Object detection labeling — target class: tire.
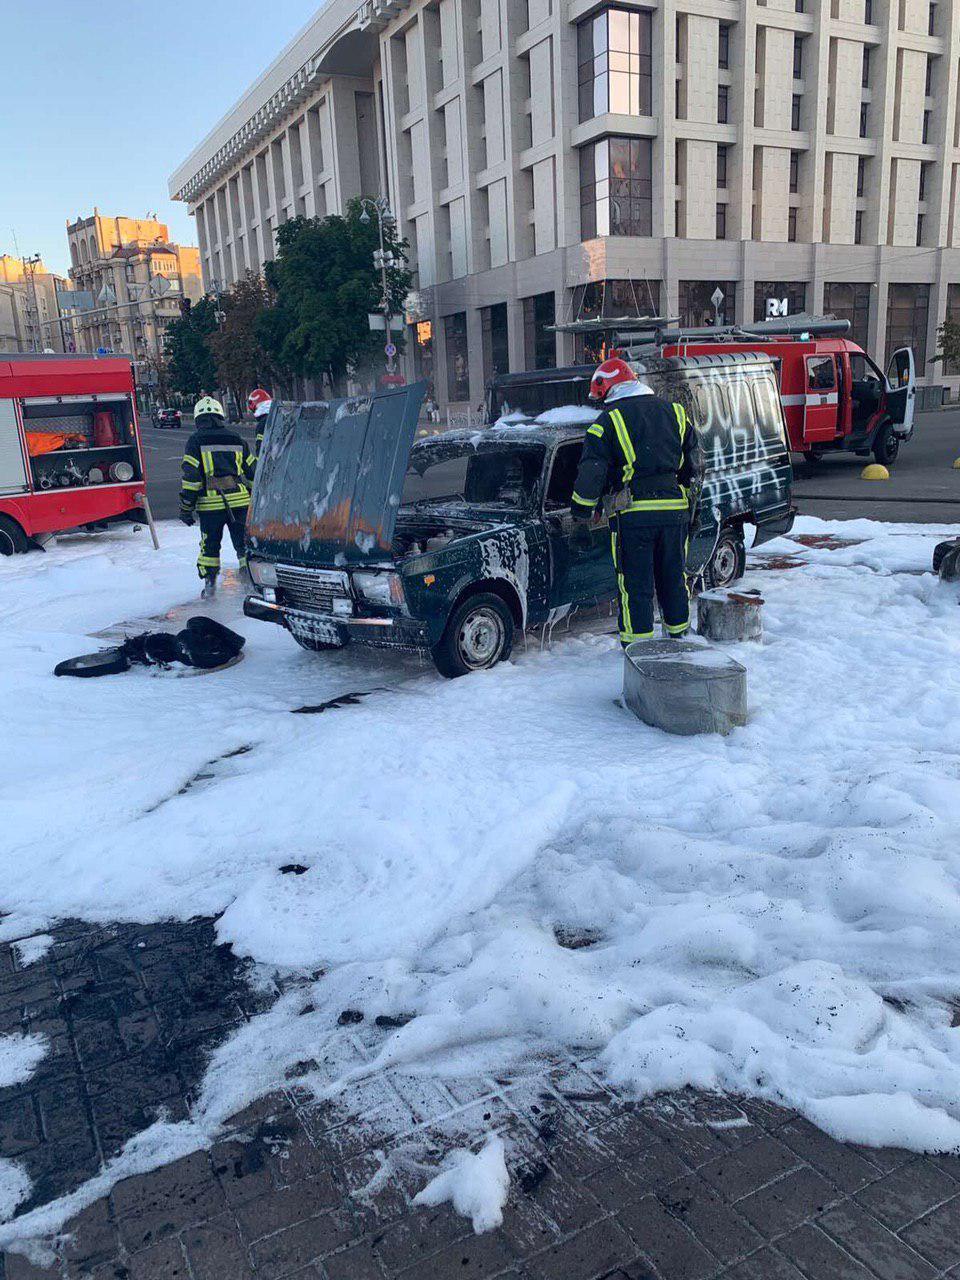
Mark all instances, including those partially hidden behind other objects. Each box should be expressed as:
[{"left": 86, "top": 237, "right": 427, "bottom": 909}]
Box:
[
  {"left": 432, "top": 591, "right": 515, "bottom": 678},
  {"left": 802, "top": 450, "right": 821, "bottom": 466},
  {"left": 873, "top": 421, "right": 900, "bottom": 466},
  {"left": 0, "top": 514, "right": 28, "bottom": 556},
  {"left": 934, "top": 539, "right": 960, "bottom": 574},
  {"left": 704, "top": 527, "right": 746, "bottom": 590}
]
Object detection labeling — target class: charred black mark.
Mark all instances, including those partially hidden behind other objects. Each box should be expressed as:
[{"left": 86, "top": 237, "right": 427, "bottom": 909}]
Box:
[
  {"left": 338, "top": 1008, "right": 365, "bottom": 1026},
  {"left": 553, "top": 925, "right": 604, "bottom": 950},
  {"left": 375, "top": 1013, "right": 413, "bottom": 1029},
  {"left": 143, "top": 745, "right": 255, "bottom": 814},
  {"left": 279, "top": 864, "right": 309, "bottom": 876},
  {"left": 291, "top": 688, "right": 387, "bottom": 715}
]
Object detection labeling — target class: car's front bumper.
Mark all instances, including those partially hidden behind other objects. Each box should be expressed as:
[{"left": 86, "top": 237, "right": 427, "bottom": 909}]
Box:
[{"left": 244, "top": 595, "right": 430, "bottom": 652}]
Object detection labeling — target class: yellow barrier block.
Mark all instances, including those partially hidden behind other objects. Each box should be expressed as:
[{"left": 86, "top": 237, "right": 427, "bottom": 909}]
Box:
[
  {"left": 952, "top": 457, "right": 960, "bottom": 469},
  {"left": 861, "top": 464, "right": 890, "bottom": 481}
]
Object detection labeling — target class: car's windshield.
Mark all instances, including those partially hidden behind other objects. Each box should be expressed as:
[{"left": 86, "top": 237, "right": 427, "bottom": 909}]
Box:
[{"left": 402, "top": 440, "right": 546, "bottom": 510}]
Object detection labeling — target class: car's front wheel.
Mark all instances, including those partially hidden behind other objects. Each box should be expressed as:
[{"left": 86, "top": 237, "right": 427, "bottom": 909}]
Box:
[
  {"left": 704, "top": 527, "right": 746, "bottom": 589},
  {"left": 432, "top": 592, "right": 515, "bottom": 678},
  {"left": 873, "top": 421, "right": 900, "bottom": 466}
]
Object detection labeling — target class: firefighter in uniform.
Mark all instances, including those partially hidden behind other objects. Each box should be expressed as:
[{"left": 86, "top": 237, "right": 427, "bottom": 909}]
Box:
[
  {"left": 571, "top": 357, "right": 703, "bottom": 645},
  {"left": 246, "top": 387, "right": 273, "bottom": 473},
  {"left": 179, "top": 396, "right": 256, "bottom": 599}
]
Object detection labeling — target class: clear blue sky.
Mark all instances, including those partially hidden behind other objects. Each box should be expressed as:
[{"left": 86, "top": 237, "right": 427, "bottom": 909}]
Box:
[{"left": 1, "top": 0, "right": 322, "bottom": 275}]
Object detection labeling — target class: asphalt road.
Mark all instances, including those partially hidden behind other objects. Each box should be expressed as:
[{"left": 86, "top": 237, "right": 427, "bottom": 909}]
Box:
[{"left": 140, "top": 408, "right": 960, "bottom": 526}]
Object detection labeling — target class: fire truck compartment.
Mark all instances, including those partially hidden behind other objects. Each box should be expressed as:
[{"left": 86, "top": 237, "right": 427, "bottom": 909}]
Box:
[{"left": 20, "top": 395, "right": 141, "bottom": 492}]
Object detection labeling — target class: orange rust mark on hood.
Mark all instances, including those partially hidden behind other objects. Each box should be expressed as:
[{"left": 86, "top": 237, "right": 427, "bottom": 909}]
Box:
[{"left": 249, "top": 497, "right": 386, "bottom": 548}]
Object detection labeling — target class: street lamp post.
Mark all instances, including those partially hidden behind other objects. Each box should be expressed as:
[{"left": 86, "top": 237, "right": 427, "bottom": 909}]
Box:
[{"left": 359, "top": 197, "right": 397, "bottom": 375}]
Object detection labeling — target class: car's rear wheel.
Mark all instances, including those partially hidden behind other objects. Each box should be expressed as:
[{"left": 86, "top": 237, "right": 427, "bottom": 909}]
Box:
[
  {"left": 0, "top": 514, "right": 28, "bottom": 555},
  {"left": 873, "top": 421, "right": 900, "bottom": 466},
  {"left": 432, "top": 592, "right": 514, "bottom": 678},
  {"left": 704, "top": 527, "right": 746, "bottom": 589}
]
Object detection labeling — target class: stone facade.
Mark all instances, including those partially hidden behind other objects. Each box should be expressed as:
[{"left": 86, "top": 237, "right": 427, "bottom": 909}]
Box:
[
  {"left": 0, "top": 256, "right": 72, "bottom": 353},
  {"left": 170, "top": 0, "right": 960, "bottom": 404}
]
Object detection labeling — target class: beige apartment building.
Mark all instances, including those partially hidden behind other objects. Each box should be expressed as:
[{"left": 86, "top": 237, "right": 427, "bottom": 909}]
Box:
[
  {"left": 169, "top": 0, "right": 960, "bottom": 405},
  {"left": 65, "top": 212, "right": 202, "bottom": 371},
  {"left": 0, "top": 255, "right": 72, "bottom": 352}
]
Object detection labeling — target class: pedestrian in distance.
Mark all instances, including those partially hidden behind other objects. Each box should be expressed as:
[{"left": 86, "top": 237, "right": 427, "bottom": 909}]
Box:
[
  {"left": 570, "top": 357, "right": 704, "bottom": 646},
  {"left": 179, "top": 396, "right": 256, "bottom": 600}
]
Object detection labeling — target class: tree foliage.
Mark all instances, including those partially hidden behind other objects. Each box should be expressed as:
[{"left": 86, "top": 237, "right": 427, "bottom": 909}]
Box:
[
  {"left": 932, "top": 319, "right": 960, "bottom": 369},
  {"left": 164, "top": 298, "right": 219, "bottom": 400},
  {"left": 209, "top": 272, "right": 277, "bottom": 410},
  {"left": 257, "top": 200, "right": 413, "bottom": 391}
]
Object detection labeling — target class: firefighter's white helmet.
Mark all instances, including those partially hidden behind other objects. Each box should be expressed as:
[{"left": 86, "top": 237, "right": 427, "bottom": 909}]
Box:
[{"left": 194, "top": 395, "right": 225, "bottom": 419}]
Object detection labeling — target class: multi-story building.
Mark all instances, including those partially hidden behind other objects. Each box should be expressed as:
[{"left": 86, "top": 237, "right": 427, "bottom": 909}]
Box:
[
  {"left": 0, "top": 255, "right": 72, "bottom": 353},
  {"left": 65, "top": 212, "right": 202, "bottom": 369},
  {"left": 169, "top": 0, "right": 960, "bottom": 405}
]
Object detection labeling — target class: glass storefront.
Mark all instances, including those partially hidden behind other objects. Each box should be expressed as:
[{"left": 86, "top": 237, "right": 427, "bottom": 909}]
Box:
[
  {"left": 481, "top": 303, "right": 509, "bottom": 383},
  {"left": 577, "top": 8, "right": 653, "bottom": 122},
  {"left": 823, "top": 282, "right": 871, "bottom": 350},
  {"left": 753, "top": 281, "right": 807, "bottom": 322},
  {"left": 678, "top": 281, "right": 736, "bottom": 328},
  {"left": 444, "top": 312, "right": 469, "bottom": 401},
  {"left": 522, "top": 293, "right": 556, "bottom": 370},
  {"left": 885, "top": 283, "right": 929, "bottom": 365}
]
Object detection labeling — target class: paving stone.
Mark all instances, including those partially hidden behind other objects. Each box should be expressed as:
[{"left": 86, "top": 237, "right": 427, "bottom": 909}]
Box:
[
  {"left": 736, "top": 1167, "right": 837, "bottom": 1240},
  {"left": 718, "top": 1247, "right": 807, "bottom": 1279},
  {"left": 248, "top": 1210, "right": 359, "bottom": 1279},
  {"left": 113, "top": 1153, "right": 227, "bottom": 1252},
  {"left": 818, "top": 1200, "right": 937, "bottom": 1280},
  {"left": 900, "top": 1196, "right": 960, "bottom": 1271},
  {"left": 777, "top": 1117, "right": 878, "bottom": 1194},
  {"left": 373, "top": 1206, "right": 471, "bottom": 1273},
  {"left": 62, "top": 1197, "right": 120, "bottom": 1276},
  {"left": 640, "top": 1109, "right": 731, "bottom": 1171},
  {"left": 394, "top": 1231, "right": 517, "bottom": 1279},
  {"left": 210, "top": 1137, "right": 280, "bottom": 1207},
  {"left": 617, "top": 1195, "right": 716, "bottom": 1280},
  {"left": 855, "top": 1162, "right": 957, "bottom": 1232},
  {"left": 181, "top": 1210, "right": 255, "bottom": 1280},
  {"left": 526, "top": 1216, "right": 638, "bottom": 1280},
  {"left": 0, "top": 1096, "right": 41, "bottom": 1156},
  {"left": 322, "top": 1240, "right": 386, "bottom": 1280},
  {"left": 126, "top": 1237, "right": 190, "bottom": 1279},
  {"left": 776, "top": 1223, "right": 878, "bottom": 1279},
  {"left": 657, "top": 1174, "right": 763, "bottom": 1265},
  {"left": 1, "top": 1252, "right": 61, "bottom": 1280},
  {"left": 235, "top": 1181, "right": 341, "bottom": 1244},
  {"left": 699, "top": 1136, "right": 803, "bottom": 1203}
]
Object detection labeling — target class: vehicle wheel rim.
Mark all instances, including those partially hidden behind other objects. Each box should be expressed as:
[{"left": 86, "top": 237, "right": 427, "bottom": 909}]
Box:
[
  {"left": 457, "top": 607, "right": 505, "bottom": 668},
  {"left": 713, "top": 542, "right": 738, "bottom": 585}
]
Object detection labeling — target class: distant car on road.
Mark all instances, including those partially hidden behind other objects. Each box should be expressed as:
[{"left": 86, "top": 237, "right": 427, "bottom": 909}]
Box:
[{"left": 152, "top": 407, "right": 182, "bottom": 429}]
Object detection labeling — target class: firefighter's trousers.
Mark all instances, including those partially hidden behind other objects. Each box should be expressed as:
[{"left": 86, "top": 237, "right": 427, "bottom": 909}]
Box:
[
  {"left": 197, "top": 505, "right": 249, "bottom": 579},
  {"left": 610, "top": 514, "right": 690, "bottom": 644}
]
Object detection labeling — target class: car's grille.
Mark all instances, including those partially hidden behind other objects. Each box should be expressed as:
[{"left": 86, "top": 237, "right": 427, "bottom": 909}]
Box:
[{"left": 276, "top": 565, "right": 351, "bottom": 615}]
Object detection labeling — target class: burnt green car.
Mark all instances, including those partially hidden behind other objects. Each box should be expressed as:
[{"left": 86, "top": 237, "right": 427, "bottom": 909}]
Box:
[{"left": 244, "top": 354, "right": 794, "bottom": 677}]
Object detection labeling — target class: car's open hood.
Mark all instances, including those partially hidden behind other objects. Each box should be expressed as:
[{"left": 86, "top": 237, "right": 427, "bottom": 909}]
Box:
[{"left": 247, "top": 383, "right": 426, "bottom": 567}]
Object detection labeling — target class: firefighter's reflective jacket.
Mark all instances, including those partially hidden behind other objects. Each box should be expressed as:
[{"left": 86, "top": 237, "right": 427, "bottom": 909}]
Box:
[
  {"left": 571, "top": 390, "right": 704, "bottom": 524},
  {"left": 179, "top": 425, "right": 256, "bottom": 515}
]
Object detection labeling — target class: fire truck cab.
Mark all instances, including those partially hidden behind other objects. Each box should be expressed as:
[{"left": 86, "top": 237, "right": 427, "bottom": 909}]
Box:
[
  {"left": 0, "top": 353, "right": 147, "bottom": 555},
  {"left": 658, "top": 318, "right": 916, "bottom": 467}
]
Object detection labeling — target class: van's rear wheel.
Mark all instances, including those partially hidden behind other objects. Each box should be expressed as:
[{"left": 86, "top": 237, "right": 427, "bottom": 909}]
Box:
[
  {"left": 433, "top": 592, "right": 514, "bottom": 678},
  {"left": 0, "top": 515, "right": 28, "bottom": 555},
  {"left": 704, "top": 528, "right": 746, "bottom": 589},
  {"left": 873, "top": 421, "right": 900, "bottom": 466}
]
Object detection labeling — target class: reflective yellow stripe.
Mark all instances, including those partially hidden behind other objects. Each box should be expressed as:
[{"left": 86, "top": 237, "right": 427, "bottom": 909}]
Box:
[
  {"left": 665, "top": 619, "right": 690, "bottom": 634},
  {"left": 622, "top": 497, "right": 689, "bottom": 513},
  {"left": 622, "top": 629, "right": 655, "bottom": 642},
  {"left": 571, "top": 492, "right": 595, "bottom": 507},
  {"left": 611, "top": 528, "right": 633, "bottom": 639},
  {"left": 182, "top": 454, "right": 200, "bottom": 467},
  {"left": 586, "top": 423, "right": 604, "bottom": 439},
  {"left": 673, "top": 402, "right": 688, "bottom": 444},
  {"left": 181, "top": 480, "right": 203, "bottom": 491},
  {"left": 608, "top": 408, "right": 636, "bottom": 483}
]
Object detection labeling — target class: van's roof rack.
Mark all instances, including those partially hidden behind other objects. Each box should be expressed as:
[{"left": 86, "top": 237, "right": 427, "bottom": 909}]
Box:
[{"left": 657, "top": 315, "right": 851, "bottom": 344}]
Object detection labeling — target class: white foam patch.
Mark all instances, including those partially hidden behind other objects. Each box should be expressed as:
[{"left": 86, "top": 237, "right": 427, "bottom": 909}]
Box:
[{"left": 413, "top": 1135, "right": 510, "bottom": 1233}]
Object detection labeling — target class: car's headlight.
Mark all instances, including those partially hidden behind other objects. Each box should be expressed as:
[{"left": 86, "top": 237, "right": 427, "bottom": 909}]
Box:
[
  {"left": 353, "top": 570, "right": 405, "bottom": 609},
  {"left": 248, "top": 560, "right": 278, "bottom": 587}
]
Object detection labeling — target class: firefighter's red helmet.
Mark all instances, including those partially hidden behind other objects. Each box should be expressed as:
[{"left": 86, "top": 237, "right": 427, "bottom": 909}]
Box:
[
  {"left": 589, "top": 357, "right": 637, "bottom": 402},
  {"left": 247, "top": 387, "right": 272, "bottom": 416}
]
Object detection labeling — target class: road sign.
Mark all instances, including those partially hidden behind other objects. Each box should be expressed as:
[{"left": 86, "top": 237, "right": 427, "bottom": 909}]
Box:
[
  {"left": 384, "top": 342, "right": 397, "bottom": 358},
  {"left": 711, "top": 287, "right": 724, "bottom": 308}
]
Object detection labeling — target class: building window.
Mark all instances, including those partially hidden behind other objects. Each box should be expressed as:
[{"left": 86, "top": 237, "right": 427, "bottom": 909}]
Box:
[
  {"left": 523, "top": 293, "right": 556, "bottom": 370},
  {"left": 793, "top": 35, "right": 804, "bottom": 80},
  {"left": 444, "top": 312, "right": 469, "bottom": 401},
  {"left": 859, "top": 103, "right": 869, "bottom": 137},
  {"left": 916, "top": 213, "right": 925, "bottom": 245},
  {"left": 855, "top": 210, "right": 864, "bottom": 243},
  {"left": 718, "top": 23, "right": 730, "bottom": 70},
  {"left": 862, "top": 46, "right": 871, "bottom": 89},
  {"left": 717, "top": 144, "right": 728, "bottom": 189},
  {"left": 754, "top": 281, "right": 807, "bottom": 321},
  {"left": 929, "top": 3, "right": 937, "bottom": 36},
  {"left": 825, "top": 284, "right": 870, "bottom": 347},
  {"left": 481, "top": 303, "right": 509, "bottom": 383},
  {"left": 943, "top": 283, "right": 960, "bottom": 373},
  {"left": 857, "top": 156, "right": 866, "bottom": 198},
  {"left": 886, "top": 283, "right": 929, "bottom": 364},
  {"left": 788, "top": 208, "right": 798, "bottom": 242},
  {"left": 679, "top": 281, "right": 736, "bottom": 327},
  {"left": 789, "top": 151, "right": 800, "bottom": 193},
  {"left": 792, "top": 95, "right": 802, "bottom": 131},
  {"left": 925, "top": 55, "right": 934, "bottom": 97},
  {"left": 716, "top": 204, "right": 727, "bottom": 240},
  {"left": 571, "top": 278, "right": 661, "bottom": 361},
  {"left": 579, "top": 136, "right": 653, "bottom": 238},
  {"left": 577, "top": 8, "right": 653, "bottom": 122},
  {"left": 865, "top": 0, "right": 873, "bottom": 20},
  {"left": 795, "top": 0, "right": 804, "bottom": 11},
  {"left": 718, "top": 84, "right": 729, "bottom": 124},
  {"left": 922, "top": 111, "right": 931, "bottom": 144},
  {"left": 919, "top": 162, "right": 928, "bottom": 203}
]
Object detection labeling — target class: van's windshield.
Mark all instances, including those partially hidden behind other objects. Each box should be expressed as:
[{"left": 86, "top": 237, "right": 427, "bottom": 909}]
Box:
[{"left": 402, "top": 440, "right": 545, "bottom": 511}]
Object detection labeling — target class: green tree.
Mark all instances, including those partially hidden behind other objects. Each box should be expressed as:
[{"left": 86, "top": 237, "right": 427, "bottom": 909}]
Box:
[
  {"left": 932, "top": 319, "right": 960, "bottom": 371},
  {"left": 209, "top": 272, "right": 277, "bottom": 412},
  {"left": 164, "top": 298, "right": 219, "bottom": 401},
  {"left": 257, "top": 200, "right": 413, "bottom": 392}
]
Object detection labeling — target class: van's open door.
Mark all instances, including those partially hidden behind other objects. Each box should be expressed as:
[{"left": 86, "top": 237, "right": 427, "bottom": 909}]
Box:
[{"left": 885, "top": 347, "right": 916, "bottom": 438}]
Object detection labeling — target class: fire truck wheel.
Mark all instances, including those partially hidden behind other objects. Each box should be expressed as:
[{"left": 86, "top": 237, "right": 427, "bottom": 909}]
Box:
[
  {"left": 802, "top": 451, "right": 822, "bottom": 466},
  {"left": 704, "top": 527, "right": 746, "bottom": 590},
  {"left": 873, "top": 422, "right": 900, "bottom": 467},
  {"left": 0, "top": 515, "right": 27, "bottom": 556}
]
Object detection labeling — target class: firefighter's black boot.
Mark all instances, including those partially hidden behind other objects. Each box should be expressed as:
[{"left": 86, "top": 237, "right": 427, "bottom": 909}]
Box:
[{"left": 200, "top": 573, "right": 218, "bottom": 600}]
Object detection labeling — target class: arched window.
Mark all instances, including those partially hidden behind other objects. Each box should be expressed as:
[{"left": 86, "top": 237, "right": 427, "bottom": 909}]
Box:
[
  {"left": 70, "top": 242, "right": 79, "bottom": 267},
  {"left": 80, "top": 240, "right": 88, "bottom": 265}
]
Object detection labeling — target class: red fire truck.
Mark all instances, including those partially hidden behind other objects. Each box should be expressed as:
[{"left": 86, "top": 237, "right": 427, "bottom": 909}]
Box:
[
  {"left": 657, "top": 317, "right": 917, "bottom": 467},
  {"left": 0, "top": 353, "right": 148, "bottom": 554}
]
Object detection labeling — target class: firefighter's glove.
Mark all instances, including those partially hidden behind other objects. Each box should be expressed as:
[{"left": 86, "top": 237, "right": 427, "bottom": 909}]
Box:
[
  {"left": 180, "top": 511, "right": 196, "bottom": 527},
  {"left": 570, "top": 520, "right": 593, "bottom": 553}
]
